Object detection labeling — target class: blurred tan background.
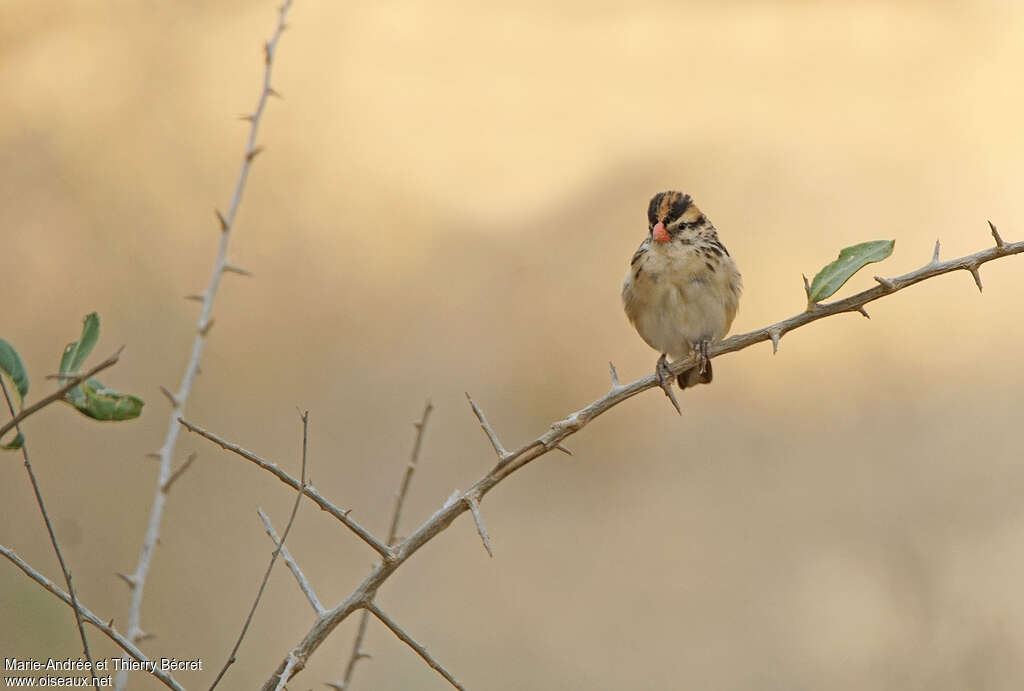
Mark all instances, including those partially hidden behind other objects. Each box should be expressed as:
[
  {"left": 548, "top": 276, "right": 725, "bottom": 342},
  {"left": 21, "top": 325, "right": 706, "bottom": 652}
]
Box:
[{"left": 3, "top": 0, "right": 1024, "bottom": 689}]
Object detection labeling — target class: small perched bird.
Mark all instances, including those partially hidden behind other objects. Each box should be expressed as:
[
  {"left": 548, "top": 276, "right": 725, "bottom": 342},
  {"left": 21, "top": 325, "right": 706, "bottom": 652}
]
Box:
[{"left": 622, "top": 191, "right": 742, "bottom": 405}]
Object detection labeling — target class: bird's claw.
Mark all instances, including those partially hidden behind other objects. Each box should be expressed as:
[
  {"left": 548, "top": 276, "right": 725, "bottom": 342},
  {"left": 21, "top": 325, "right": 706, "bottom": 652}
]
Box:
[
  {"left": 694, "top": 340, "right": 710, "bottom": 375},
  {"left": 655, "top": 354, "right": 682, "bottom": 415}
]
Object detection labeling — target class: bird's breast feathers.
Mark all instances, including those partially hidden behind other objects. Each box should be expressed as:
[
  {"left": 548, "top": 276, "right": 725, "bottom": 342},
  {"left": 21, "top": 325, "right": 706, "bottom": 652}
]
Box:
[{"left": 622, "top": 238, "right": 741, "bottom": 359}]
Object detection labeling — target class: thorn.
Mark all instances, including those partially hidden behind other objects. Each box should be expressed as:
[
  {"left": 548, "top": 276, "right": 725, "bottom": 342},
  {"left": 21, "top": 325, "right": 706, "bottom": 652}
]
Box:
[
  {"left": 465, "top": 495, "right": 493, "bottom": 557},
  {"left": 107, "top": 618, "right": 114, "bottom": 629},
  {"left": 223, "top": 263, "right": 252, "bottom": 276},
  {"left": 768, "top": 328, "right": 781, "bottom": 354},
  {"left": 608, "top": 361, "right": 620, "bottom": 388},
  {"left": 246, "top": 146, "right": 264, "bottom": 162},
  {"left": 989, "top": 220, "right": 1005, "bottom": 248},
  {"left": 145, "top": 452, "right": 161, "bottom": 460},
  {"left": 802, "top": 273, "right": 812, "bottom": 300},
  {"left": 969, "top": 265, "right": 983, "bottom": 292},
  {"left": 654, "top": 354, "right": 682, "bottom": 415},
  {"left": 215, "top": 209, "right": 229, "bottom": 232},
  {"left": 932, "top": 239, "right": 941, "bottom": 263},
  {"left": 341, "top": 508, "right": 352, "bottom": 517},
  {"left": 465, "top": 392, "right": 509, "bottom": 459},
  {"left": 137, "top": 630, "right": 155, "bottom": 642},
  {"left": 184, "top": 293, "right": 205, "bottom": 302},
  {"left": 856, "top": 306, "right": 870, "bottom": 319},
  {"left": 555, "top": 444, "right": 573, "bottom": 456},
  {"left": 158, "top": 385, "right": 179, "bottom": 408},
  {"left": 238, "top": 114, "right": 255, "bottom": 122},
  {"left": 163, "top": 452, "right": 198, "bottom": 493},
  {"left": 356, "top": 650, "right": 372, "bottom": 661},
  {"left": 115, "top": 572, "right": 136, "bottom": 588},
  {"left": 267, "top": 87, "right": 283, "bottom": 99},
  {"left": 325, "top": 684, "right": 344, "bottom": 691},
  {"left": 873, "top": 276, "right": 896, "bottom": 291},
  {"left": 199, "top": 319, "right": 215, "bottom": 336}
]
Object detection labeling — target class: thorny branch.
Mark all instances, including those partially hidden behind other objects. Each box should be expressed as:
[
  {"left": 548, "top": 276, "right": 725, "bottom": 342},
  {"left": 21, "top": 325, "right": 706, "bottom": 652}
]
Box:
[
  {"left": 224, "top": 232, "right": 1021, "bottom": 689},
  {"left": 259, "top": 508, "right": 325, "bottom": 615},
  {"left": 208, "top": 410, "right": 309, "bottom": 691},
  {"left": 178, "top": 417, "right": 392, "bottom": 558},
  {"left": 0, "top": 545, "right": 185, "bottom": 691},
  {"left": 115, "top": 2, "right": 293, "bottom": 683},
  {"left": 335, "top": 400, "right": 434, "bottom": 690},
  {"left": 365, "top": 602, "right": 466, "bottom": 690}
]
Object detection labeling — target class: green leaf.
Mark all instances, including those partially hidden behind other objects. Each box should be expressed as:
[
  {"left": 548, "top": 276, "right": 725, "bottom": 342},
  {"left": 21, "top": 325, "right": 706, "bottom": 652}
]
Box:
[
  {"left": 808, "top": 240, "right": 895, "bottom": 305},
  {"left": 0, "top": 339, "right": 28, "bottom": 450},
  {"left": 0, "top": 339, "right": 29, "bottom": 402},
  {"left": 59, "top": 312, "right": 100, "bottom": 376},
  {"left": 1, "top": 431, "right": 24, "bottom": 451},
  {"left": 66, "top": 378, "right": 144, "bottom": 421}
]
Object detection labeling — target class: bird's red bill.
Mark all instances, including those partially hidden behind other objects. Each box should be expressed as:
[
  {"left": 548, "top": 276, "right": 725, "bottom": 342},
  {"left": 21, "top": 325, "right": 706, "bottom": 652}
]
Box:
[{"left": 653, "top": 222, "right": 670, "bottom": 243}]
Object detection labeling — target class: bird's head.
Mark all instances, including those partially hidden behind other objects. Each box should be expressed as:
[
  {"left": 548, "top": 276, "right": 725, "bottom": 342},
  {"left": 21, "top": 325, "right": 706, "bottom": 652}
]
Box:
[{"left": 647, "top": 190, "right": 705, "bottom": 243}]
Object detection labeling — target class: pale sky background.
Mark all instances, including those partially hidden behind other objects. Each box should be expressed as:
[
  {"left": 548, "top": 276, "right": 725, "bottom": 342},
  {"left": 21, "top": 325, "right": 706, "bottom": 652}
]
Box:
[{"left": 2, "top": 1, "right": 1024, "bottom": 689}]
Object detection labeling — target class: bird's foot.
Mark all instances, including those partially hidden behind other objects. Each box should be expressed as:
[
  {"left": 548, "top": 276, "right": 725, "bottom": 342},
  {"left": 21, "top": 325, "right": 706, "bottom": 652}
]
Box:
[
  {"left": 655, "top": 354, "right": 682, "bottom": 415},
  {"left": 693, "top": 340, "right": 710, "bottom": 375}
]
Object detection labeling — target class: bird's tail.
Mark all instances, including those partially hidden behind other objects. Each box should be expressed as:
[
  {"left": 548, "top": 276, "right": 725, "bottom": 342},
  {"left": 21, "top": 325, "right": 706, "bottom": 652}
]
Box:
[{"left": 677, "top": 361, "right": 713, "bottom": 389}]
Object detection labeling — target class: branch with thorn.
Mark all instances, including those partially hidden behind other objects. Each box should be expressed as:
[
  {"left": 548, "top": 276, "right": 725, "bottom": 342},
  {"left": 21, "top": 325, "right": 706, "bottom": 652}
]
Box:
[
  {"left": 333, "top": 400, "right": 444, "bottom": 690},
  {"left": 113, "top": 4, "right": 294, "bottom": 682},
  {"left": 0, "top": 545, "right": 185, "bottom": 691},
  {"left": 181, "top": 231, "right": 1024, "bottom": 691},
  {"left": 207, "top": 409, "right": 309, "bottom": 691}
]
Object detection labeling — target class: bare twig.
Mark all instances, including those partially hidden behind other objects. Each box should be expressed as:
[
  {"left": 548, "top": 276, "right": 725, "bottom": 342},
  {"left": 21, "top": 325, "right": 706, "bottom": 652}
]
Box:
[
  {"left": 1, "top": 377, "right": 98, "bottom": 686},
  {"left": 178, "top": 417, "right": 392, "bottom": 559},
  {"left": 115, "top": 4, "right": 294, "bottom": 682},
  {"left": 258, "top": 508, "right": 325, "bottom": 615},
  {"left": 366, "top": 602, "right": 466, "bottom": 691},
  {"left": 0, "top": 545, "right": 185, "bottom": 691},
  {"left": 208, "top": 409, "right": 310, "bottom": 691},
  {"left": 931, "top": 239, "right": 941, "bottom": 263},
  {"left": 337, "top": 400, "right": 433, "bottom": 690},
  {"left": 387, "top": 400, "right": 434, "bottom": 546},
  {"left": 251, "top": 235, "right": 1023, "bottom": 690},
  {"left": 0, "top": 348, "right": 122, "bottom": 442}
]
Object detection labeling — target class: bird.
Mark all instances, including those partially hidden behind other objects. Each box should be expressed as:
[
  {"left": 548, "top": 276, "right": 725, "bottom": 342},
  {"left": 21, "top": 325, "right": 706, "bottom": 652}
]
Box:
[{"left": 621, "top": 191, "right": 742, "bottom": 410}]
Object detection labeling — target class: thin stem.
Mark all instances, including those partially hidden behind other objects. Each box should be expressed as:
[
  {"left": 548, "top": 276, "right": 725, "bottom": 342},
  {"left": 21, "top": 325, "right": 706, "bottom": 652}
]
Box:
[
  {"left": 337, "top": 400, "right": 433, "bottom": 690},
  {"left": 178, "top": 417, "right": 392, "bottom": 559},
  {"left": 258, "top": 508, "right": 325, "bottom": 615},
  {"left": 208, "top": 409, "right": 310, "bottom": 691},
  {"left": 1, "top": 377, "right": 98, "bottom": 686},
  {"left": 0, "top": 348, "right": 121, "bottom": 442},
  {"left": 366, "top": 603, "right": 466, "bottom": 691}
]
